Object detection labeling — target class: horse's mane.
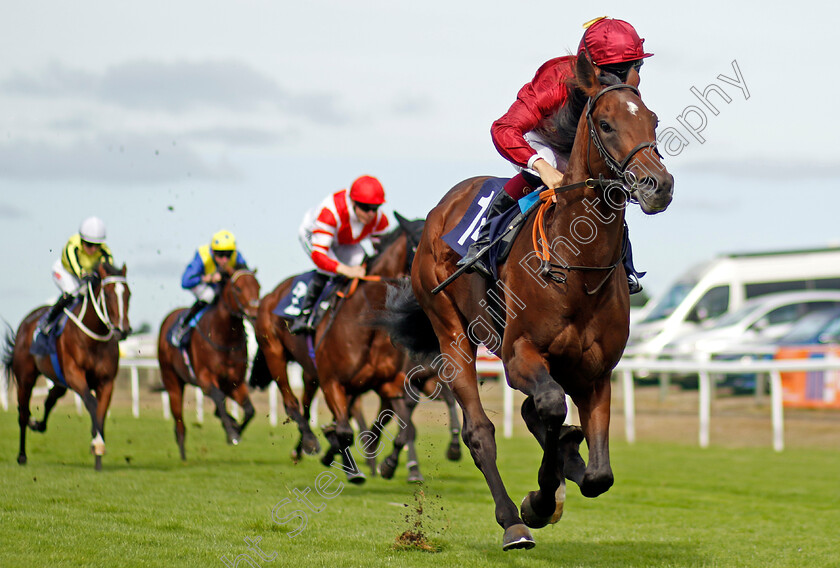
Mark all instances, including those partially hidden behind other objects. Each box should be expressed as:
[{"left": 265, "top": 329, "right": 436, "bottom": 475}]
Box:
[
  {"left": 534, "top": 57, "right": 623, "bottom": 156},
  {"left": 96, "top": 261, "right": 122, "bottom": 276}
]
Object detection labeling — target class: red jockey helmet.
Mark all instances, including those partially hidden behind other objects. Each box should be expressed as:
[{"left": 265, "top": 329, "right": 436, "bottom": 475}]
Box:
[
  {"left": 577, "top": 17, "right": 653, "bottom": 66},
  {"left": 349, "top": 175, "right": 386, "bottom": 205}
]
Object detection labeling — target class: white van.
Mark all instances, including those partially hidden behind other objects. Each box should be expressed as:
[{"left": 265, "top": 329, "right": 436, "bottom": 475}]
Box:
[{"left": 626, "top": 247, "right": 840, "bottom": 357}]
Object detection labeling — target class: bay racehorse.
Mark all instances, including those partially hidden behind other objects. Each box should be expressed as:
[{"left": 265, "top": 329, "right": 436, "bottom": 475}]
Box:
[
  {"left": 2, "top": 262, "right": 131, "bottom": 470},
  {"left": 157, "top": 268, "right": 260, "bottom": 459},
  {"left": 382, "top": 55, "right": 673, "bottom": 549},
  {"left": 252, "top": 215, "right": 459, "bottom": 482}
]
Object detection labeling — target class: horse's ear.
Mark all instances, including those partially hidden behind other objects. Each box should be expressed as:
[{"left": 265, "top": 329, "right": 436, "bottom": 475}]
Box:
[
  {"left": 575, "top": 55, "right": 601, "bottom": 97},
  {"left": 120, "top": 263, "right": 127, "bottom": 276},
  {"left": 394, "top": 211, "right": 409, "bottom": 231}
]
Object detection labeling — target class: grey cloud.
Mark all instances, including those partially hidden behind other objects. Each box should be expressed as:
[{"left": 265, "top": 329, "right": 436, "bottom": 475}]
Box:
[
  {"left": 0, "top": 202, "right": 27, "bottom": 219},
  {"left": 0, "top": 134, "right": 239, "bottom": 185},
  {"left": 1, "top": 60, "right": 348, "bottom": 123},
  {"left": 391, "top": 94, "right": 434, "bottom": 117}
]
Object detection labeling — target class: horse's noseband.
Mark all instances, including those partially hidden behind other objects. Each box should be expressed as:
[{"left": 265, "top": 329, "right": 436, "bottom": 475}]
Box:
[{"left": 586, "top": 84, "right": 661, "bottom": 176}]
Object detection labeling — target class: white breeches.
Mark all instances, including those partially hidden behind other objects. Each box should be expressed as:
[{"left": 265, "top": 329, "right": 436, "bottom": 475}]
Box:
[
  {"left": 51, "top": 259, "right": 81, "bottom": 295},
  {"left": 298, "top": 230, "right": 370, "bottom": 274},
  {"left": 188, "top": 283, "right": 217, "bottom": 303}
]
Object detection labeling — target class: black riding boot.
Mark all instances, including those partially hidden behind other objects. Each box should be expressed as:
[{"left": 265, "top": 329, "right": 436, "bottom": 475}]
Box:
[
  {"left": 42, "top": 292, "right": 74, "bottom": 334},
  {"left": 622, "top": 223, "right": 644, "bottom": 295},
  {"left": 457, "top": 189, "right": 517, "bottom": 278},
  {"left": 288, "top": 273, "right": 329, "bottom": 335},
  {"left": 171, "top": 300, "right": 208, "bottom": 346}
]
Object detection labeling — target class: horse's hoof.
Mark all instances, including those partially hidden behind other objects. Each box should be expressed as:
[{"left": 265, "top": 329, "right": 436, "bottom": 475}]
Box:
[
  {"left": 230, "top": 437, "right": 240, "bottom": 446},
  {"left": 17, "top": 454, "right": 27, "bottom": 465},
  {"left": 290, "top": 448, "right": 301, "bottom": 463},
  {"left": 407, "top": 471, "right": 425, "bottom": 484},
  {"left": 320, "top": 453, "right": 335, "bottom": 468},
  {"left": 94, "top": 456, "right": 103, "bottom": 471},
  {"left": 301, "top": 436, "right": 321, "bottom": 456},
  {"left": 378, "top": 457, "right": 397, "bottom": 480},
  {"left": 28, "top": 420, "right": 46, "bottom": 433},
  {"left": 520, "top": 484, "right": 565, "bottom": 529},
  {"left": 502, "top": 524, "right": 535, "bottom": 551},
  {"left": 446, "top": 442, "right": 462, "bottom": 461},
  {"left": 91, "top": 434, "right": 106, "bottom": 457},
  {"left": 347, "top": 471, "right": 366, "bottom": 485}
]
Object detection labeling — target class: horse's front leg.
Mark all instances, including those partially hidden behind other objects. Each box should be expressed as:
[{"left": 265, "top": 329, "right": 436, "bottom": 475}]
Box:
[
  {"left": 229, "top": 382, "right": 255, "bottom": 437},
  {"left": 92, "top": 377, "right": 116, "bottom": 471},
  {"left": 29, "top": 382, "right": 68, "bottom": 432},
  {"left": 200, "top": 371, "right": 240, "bottom": 445},
  {"left": 506, "top": 340, "right": 569, "bottom": 529},
  {"left": 319, "top": 379, "right": 365, "bottom": 484},
  {"left": 573, "top": 373, "right": 614, "bottom": 498}
]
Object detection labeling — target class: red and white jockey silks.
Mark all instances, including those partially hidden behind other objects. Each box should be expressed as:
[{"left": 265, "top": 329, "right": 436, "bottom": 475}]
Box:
[
  {"left": 490, "top": 55, "right": 576, "bottom": 172},
  {"left": 298, "top": 188, "right": 389, "bottom": 273}
]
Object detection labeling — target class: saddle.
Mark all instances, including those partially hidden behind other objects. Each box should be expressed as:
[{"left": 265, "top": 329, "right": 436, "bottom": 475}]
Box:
[
  {"left": 30, "top": 300, "right": 80, "bottom": 386},
  {"left": 166, "top": 304, "right": 212, "bottom": 348},
  {"left": 441, "top": 177, "right": 645, "bottom": 283},
  {"left": 273, "top": 271, "right": 343, "bottom": 331}
]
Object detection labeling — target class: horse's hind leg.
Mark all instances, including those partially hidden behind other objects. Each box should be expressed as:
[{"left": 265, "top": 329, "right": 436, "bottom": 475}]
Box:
[
  {"left": 160, "top": 363, "right": 188, "bottom": 460},
  {"left": 230, "top": 382, "right": 255, "bottom": 437},
  {"left": 15, "top": 371, "right": 37, "bottom": 465},
  {"left": 434, "top": 380, "right": 462, "bottom": 461},
  {"left": 349, "top": 396, "right": 377, "bottom": 477},
  {"left": 573, "top": 374, "right": 614, "bottom": 498},
  {"left": 377, "top": 397, "right": 420, "bottom": 483},
  {"left": 30, "top": 383, "right": 68, "bottom": 432}
]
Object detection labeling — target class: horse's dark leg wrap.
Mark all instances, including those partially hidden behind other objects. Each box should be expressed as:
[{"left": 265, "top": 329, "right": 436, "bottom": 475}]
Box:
[
  {"left": 236, "top": 398, "right": 255, "bottom": 435},
  {"left": 29, "top": 384, "right": 68, "bottom": 432}
]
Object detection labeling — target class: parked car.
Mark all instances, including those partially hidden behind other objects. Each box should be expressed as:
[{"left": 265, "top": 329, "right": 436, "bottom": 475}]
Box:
[
  {"left": 659, "top": 290, "right": 840, "bottom": 362},
  {"left": 627, "top": 247, "right": 840, "bottom": 358}
]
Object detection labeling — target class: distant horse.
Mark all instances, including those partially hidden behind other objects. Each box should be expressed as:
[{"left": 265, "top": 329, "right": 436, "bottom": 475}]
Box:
[
  {"left": 157, "top": 269, "right": 260, "bottom": 460},
  {"left": 2, "top": 262, "right": 131, "bottom": 470},
  {"left": 252, "top": 215, "right": 459, "bottom": 482},
  {"left": 383, "top": 55, "right": 674, "bottom": 549}
]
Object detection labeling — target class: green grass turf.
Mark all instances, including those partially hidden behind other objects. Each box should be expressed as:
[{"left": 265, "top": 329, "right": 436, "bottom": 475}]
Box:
[{"left": 1, "top": 405, "right": 839, "bottom": 568}]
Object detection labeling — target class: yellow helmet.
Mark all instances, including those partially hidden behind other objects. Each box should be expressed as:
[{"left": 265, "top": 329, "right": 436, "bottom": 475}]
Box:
[{"left": 211, "top": 229, "right": 236, "bottom": 252}]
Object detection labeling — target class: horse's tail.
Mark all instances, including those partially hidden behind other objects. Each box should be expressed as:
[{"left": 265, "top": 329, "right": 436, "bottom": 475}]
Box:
[
  {"left": 2, "top": 322, "right": 16, "bottom": 384},
  {"left": 249, "top": 346, "right": 273, "bottom": 390},
  {"left": 377, "top": 280, "right": 440, "bottom": 359}
]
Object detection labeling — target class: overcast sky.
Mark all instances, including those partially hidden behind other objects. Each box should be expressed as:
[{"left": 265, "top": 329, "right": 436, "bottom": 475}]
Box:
[{"left": 1, "top": 0, "right": 838, "bottom": 330}]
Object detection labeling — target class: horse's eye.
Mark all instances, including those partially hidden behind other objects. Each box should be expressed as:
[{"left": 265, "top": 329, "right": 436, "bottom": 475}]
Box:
[{"left": 599, "top": 120, "right": 613, "bottom": 133}]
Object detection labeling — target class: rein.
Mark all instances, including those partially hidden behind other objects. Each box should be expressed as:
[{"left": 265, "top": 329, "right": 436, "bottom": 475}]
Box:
[
  {"left": 63, "top": 276, "right": 128, "bottom": 341},
  {"left": 531, "top": 180, "right": 628, "bottom": 295},
  {"left": 585, "top": 84, "right": 660, "bottom": 176}
]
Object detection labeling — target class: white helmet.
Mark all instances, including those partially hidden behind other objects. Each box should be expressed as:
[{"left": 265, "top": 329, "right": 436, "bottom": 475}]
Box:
[{"left": 79, "top": 216, "right": 106, "bottom": 244}]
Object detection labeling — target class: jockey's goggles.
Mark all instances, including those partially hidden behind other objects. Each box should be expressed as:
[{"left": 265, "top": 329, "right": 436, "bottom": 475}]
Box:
[
  {"left": 354, "top": 202, "right": 380, "bottom": 213},
  {"left": 599, "top": 59, "right": 643, "bottom": 82},
  {"left": 213, "top": 250, "right": 233, "bottom": 258}
]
